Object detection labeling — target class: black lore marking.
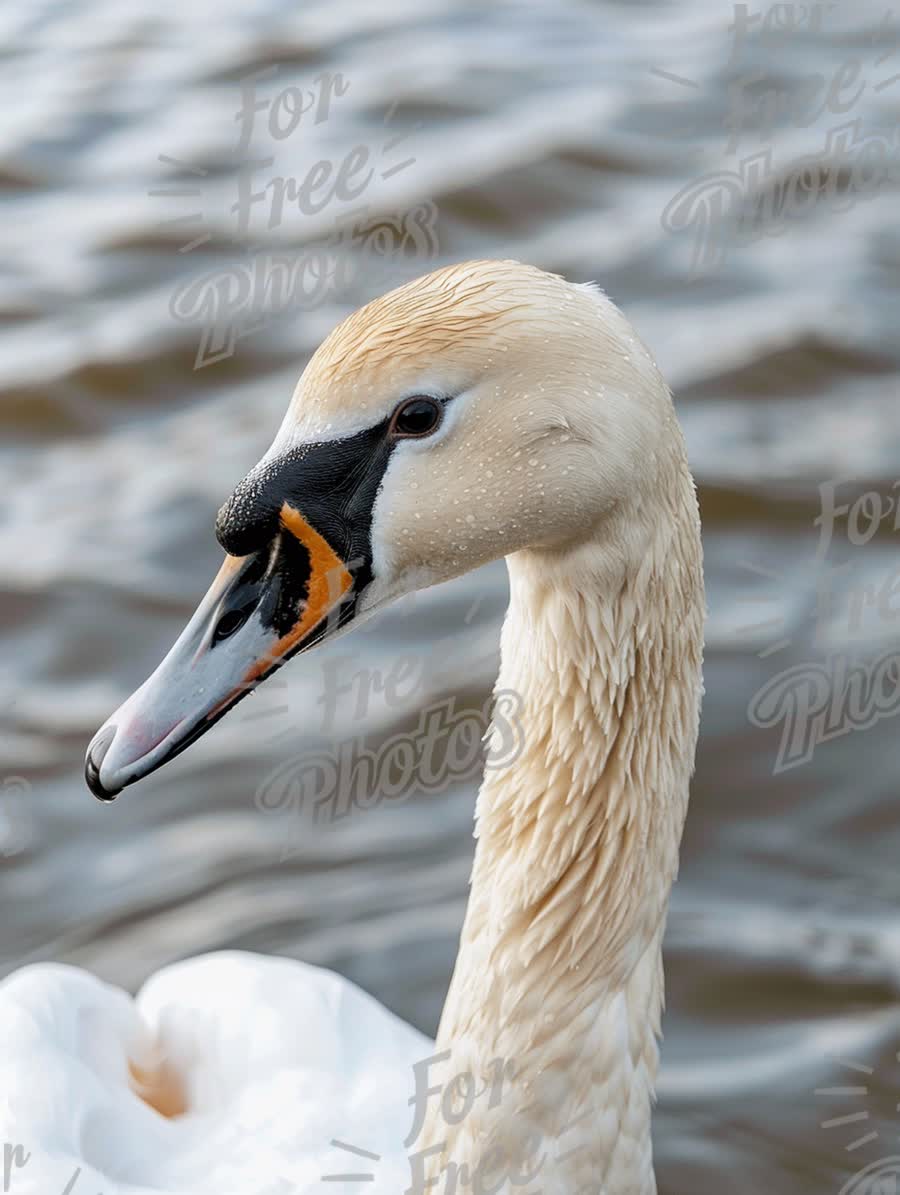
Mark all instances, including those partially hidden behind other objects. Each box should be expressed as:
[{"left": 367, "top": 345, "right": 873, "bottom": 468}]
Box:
[
  {"left": 264, "top": 532, "right": 314, "bottom": 639},
  {"left": 215, "top": 417, "right": 396, "bottom": 580}
]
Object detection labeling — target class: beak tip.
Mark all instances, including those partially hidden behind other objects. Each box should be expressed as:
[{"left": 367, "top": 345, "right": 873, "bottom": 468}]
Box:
[{"left": 85, "top": 725, "right": 123, "bottom": 803}]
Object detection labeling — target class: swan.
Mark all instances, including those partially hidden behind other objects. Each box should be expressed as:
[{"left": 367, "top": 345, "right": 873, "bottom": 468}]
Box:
[{"left": 1, "top": 260, "right": 704, "bottom": 1194}]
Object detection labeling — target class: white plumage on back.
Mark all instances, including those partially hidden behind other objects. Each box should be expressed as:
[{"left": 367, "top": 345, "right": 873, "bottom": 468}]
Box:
[{"left": 0, "top": 954, "right": 430, "bottom": 1194}]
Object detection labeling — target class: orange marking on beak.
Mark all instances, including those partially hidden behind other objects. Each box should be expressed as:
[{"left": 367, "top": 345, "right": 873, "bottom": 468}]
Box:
[{"left": 242, "top": 503, "right": 352, "bottom": 684}]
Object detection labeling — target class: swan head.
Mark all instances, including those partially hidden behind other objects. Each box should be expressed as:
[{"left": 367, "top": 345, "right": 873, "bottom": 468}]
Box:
[{"left": 85, "top": 259, "right": 679, "bottom": 799}]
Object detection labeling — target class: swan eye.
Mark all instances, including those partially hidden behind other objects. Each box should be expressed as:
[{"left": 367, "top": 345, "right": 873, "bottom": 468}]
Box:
[{"left": 390, "top": 396, "right": 443, "bottom": 439}]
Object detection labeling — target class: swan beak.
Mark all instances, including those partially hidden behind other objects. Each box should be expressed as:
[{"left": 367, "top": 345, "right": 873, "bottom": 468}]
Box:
[{"left": 84, "top": 503, "right": 355, "bottom": 801}]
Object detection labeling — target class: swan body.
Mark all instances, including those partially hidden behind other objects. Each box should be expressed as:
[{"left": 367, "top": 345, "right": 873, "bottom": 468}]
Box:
[
  {"left": 5, "top": 261, "right": 704, "bottom": 1194},
  {"left": 0, "top": 953, "right": 431, "bottom": 1194}
]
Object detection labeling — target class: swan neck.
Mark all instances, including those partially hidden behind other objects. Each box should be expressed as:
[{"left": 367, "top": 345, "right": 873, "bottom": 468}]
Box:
[{"left": 424, "top": 458, "right": 704, "bottom": 1194}]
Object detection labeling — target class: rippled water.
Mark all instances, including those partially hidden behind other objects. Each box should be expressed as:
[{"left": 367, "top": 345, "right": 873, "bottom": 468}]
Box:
[{"left": 2, "top": 1, "right": 900, "bottom": 1191}]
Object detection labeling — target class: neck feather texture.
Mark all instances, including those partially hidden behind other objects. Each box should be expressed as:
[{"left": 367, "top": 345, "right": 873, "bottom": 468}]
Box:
[{"left": 419, "top": 449, "right": 704, "bottom": 1195}]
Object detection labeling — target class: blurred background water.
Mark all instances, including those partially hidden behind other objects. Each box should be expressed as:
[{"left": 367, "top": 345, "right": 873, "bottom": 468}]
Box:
[{"left": 2, "top": 0, "right": 900, "bottom": 1191}]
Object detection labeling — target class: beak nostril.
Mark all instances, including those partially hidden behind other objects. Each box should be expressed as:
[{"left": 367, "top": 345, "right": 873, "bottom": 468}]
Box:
[
  {"left": 85, "top": 726, "right": 121, "bottom": 803},
  {"left": 212, "top": 606, "right": 252, "bottom": 645}
]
